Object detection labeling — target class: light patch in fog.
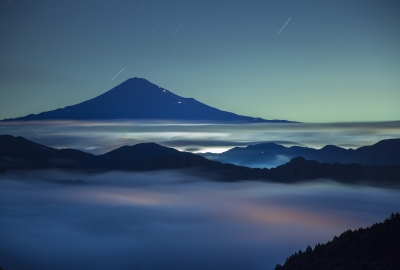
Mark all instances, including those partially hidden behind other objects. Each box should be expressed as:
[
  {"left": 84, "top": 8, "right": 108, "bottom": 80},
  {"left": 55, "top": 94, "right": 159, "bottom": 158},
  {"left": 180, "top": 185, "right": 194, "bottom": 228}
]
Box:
[
  {"left": 0, "top": 170, "right": 399, "bottom": 270},
  {"left": 1, "top": 120, "right": 399, "bottom": 154}
]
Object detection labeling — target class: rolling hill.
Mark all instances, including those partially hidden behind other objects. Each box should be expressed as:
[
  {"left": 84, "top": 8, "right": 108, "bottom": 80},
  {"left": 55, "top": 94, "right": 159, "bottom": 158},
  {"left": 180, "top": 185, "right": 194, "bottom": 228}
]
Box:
[
  {"left": 200, "top": 139, "right": 400, "bottom": 168},
  {"left": 1, "top": 135, "right": 400, "bottom": 185}
]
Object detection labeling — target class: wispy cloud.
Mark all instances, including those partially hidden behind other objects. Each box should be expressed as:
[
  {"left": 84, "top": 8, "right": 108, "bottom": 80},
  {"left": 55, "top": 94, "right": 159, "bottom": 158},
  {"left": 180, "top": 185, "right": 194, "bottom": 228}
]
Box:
[{"left": 1, "top": 120, "right": 399, "bottom": 154}]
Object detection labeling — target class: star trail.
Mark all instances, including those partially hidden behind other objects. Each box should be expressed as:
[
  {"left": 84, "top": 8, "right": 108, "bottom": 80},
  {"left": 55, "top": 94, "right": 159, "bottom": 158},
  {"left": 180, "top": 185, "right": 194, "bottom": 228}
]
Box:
[{"left": 0, "top": 0, "right": 399, "bottom": 122}]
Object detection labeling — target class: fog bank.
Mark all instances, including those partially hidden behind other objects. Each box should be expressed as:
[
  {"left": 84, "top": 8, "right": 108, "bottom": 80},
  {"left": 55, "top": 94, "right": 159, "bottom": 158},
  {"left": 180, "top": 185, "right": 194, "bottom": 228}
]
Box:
[
  {"left": 1, "top": 120, "right": 400, "bottom": 153},
  {"left": 1, "top": 170, "right": 399, "bottom": 269}
]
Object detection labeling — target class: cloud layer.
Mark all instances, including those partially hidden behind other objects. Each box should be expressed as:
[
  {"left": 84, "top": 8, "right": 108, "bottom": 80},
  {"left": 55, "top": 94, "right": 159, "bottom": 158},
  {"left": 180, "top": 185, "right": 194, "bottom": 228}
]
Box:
[
  {"left": 1, "top": 170, "right": 399, "bottom": 270},
  {"left": 1, "top": 120, "right": 400, "bottom": 154}
]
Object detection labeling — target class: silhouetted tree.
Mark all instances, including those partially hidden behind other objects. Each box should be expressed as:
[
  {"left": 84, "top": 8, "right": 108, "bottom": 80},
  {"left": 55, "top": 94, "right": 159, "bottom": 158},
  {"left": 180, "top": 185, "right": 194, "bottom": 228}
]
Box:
[{"left": 275, "top": 213, "right": 400, "bottom": 270}]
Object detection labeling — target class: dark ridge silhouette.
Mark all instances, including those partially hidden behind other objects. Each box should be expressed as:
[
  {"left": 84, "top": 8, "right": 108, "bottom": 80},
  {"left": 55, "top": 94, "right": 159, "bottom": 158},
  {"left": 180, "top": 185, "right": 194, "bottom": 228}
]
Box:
[
  {"left": 200, "top": 143, "right": 355, "bottom": 168},
  {"left": 97, "top": 142, "right": 215, "bottom": 171},
  {"left": 0, "top": 134, "right": 96, "bottom": 170},
  {"left": 268, "top": 157, "right": 400, "bottom": 185},
  {"left": 343, "top": 139, "right": 400, "bottom": 166},
  {"left": 1, "top": 78, "right": 292, "bottom": 123},
  {"left": 200, "top": 139, "right": 400, "bottom": 168},
  {"left": 275, "top": 213, "right": 400, "bottom": 270},
  {"left": 1, "top": 135, "right": 400, "bottom": 185}
]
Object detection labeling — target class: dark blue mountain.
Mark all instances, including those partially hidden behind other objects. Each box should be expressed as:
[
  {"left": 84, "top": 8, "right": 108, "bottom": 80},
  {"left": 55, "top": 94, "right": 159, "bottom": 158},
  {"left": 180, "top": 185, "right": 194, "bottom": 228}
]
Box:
[
  {"left": 200, "top": 139, "right": 400, "bottom": 168},
  {"left": 343, "top": 139, "right": 400, "bottom": 166},
  {"left": 0, "top": 134, "right": 96, "bottom": 170},
  {"left": 200, "top": 143, "right": 353, "bottom": 168},
  {"left": 2, "top": 78, "right": 292, "bottom": 123},
  {"left": 201, "top": 143, "right": 289, "bottom": 166},
  {"left": 1, "top": 135, "right": 400, "bottom": 185}
]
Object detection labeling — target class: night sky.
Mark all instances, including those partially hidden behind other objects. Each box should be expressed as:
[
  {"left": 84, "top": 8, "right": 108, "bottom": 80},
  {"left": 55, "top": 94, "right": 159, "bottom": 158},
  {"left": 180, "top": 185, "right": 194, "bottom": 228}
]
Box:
[
  {"left": 1, "top": 2, "right": 400, "bottom": 269},
  {"left": 1, "top": 0, "right": 399, "bottom": 122}
]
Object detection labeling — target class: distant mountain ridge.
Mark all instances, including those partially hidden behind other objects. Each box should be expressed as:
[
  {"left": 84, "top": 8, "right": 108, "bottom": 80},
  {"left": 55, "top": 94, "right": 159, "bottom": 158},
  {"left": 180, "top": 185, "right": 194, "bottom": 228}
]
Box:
[
  {"left": 2, "top": 78, "right": 292, "bottom": 123},
  {"left": 1, "top": 135, "right": 400, "bottom": 186},
  {"left": 200, "top": 139, "right": 400, "bottom": 168}
]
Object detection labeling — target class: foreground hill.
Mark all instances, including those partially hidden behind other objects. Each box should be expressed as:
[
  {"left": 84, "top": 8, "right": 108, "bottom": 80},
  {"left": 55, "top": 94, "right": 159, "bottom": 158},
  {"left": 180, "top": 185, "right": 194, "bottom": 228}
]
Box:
[
  {"left": 1, "top": 78, "right": 291, "bottom": 123},
  {"left": 275, "top": 213, "right": 400, "bottom": 270},
  {"left": 1, "top": 135, "right": 400, "bottom": 185},
  {"left": 200, "top": 139, "right": 400, "bottom": 168}
]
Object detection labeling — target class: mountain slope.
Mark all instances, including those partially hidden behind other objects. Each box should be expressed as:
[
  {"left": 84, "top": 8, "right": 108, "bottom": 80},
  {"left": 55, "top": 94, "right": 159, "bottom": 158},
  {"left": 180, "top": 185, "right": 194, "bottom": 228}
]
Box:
[
  {"left": 202, "top": 143, "right": 293, "bottom": 167},
  {"left": 201, "top": 139, "right": 400, "bottom": 168},
  {"left": 97, "top": 142, "right": 215, "bottom": 170},
  {"left": 343, "top": 139, "right": 400, "bottom": 166},
  {"left": 200, "top": 143, "right": 354, "bottom": 168},
  {"left": 1, "top": 135, "right": 400, "bottom": 185},
  {"left": 0, "top": 134, "right": 96, "bottom": 170},
  {"left": 2, "top": 78, "right": 291, "bottom": 123},
  {"left": 268, "top": 157, "right": 400, "bottom": 184},
  {"left": 275, "top": 213, "right": 400, "bottom": 270}
]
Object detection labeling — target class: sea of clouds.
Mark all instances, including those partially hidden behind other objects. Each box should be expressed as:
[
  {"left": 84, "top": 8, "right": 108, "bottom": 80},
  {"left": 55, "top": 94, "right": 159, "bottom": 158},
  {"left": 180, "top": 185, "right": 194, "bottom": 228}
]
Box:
[
  {"left": 1, "top": 170, "right": 399, "bottom": 270},
  {"left": 1, "top": 120, "right": 400, "bottom": 154}
]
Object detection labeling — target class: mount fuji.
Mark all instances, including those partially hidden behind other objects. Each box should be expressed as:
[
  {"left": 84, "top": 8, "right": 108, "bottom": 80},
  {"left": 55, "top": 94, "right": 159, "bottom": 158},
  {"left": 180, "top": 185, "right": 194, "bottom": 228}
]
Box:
[{"left": 2, "top": 78, "right": 292, "bottom": 123}]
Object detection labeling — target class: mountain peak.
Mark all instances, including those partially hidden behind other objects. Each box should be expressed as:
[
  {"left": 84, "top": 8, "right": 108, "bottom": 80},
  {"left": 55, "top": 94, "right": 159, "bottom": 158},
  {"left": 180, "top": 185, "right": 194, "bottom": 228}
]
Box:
[
  {"left": 120, "top": 77, "right": 157, "bottom": 88},
  {"left": 246, "top": 142, "right": 287, "bottom": 150},
  {"left": 101, "top": 142, "right": 179, "bottom": 156},
  {"left": 125, "top": 77, "right": 152, "bottom": 83},
  {"left": 91, "top": 78, "right": 189, "bottom": 103},
  {"left": 2, "top": 78, "right": 293, "bottom": 123}
]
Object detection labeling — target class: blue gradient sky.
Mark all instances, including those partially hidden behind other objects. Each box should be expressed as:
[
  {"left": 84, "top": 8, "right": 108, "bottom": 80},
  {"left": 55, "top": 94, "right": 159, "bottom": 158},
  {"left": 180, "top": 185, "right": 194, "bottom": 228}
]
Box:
[{"left": 1, "top": 0, "right": 399, "bottom": 122}]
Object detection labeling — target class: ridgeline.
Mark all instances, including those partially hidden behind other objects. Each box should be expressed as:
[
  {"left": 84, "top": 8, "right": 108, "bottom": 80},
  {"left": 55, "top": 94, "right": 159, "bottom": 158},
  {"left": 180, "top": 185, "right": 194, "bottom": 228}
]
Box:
[{"left": 275, "top": 213, "right": 400, "bottom": 270}]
